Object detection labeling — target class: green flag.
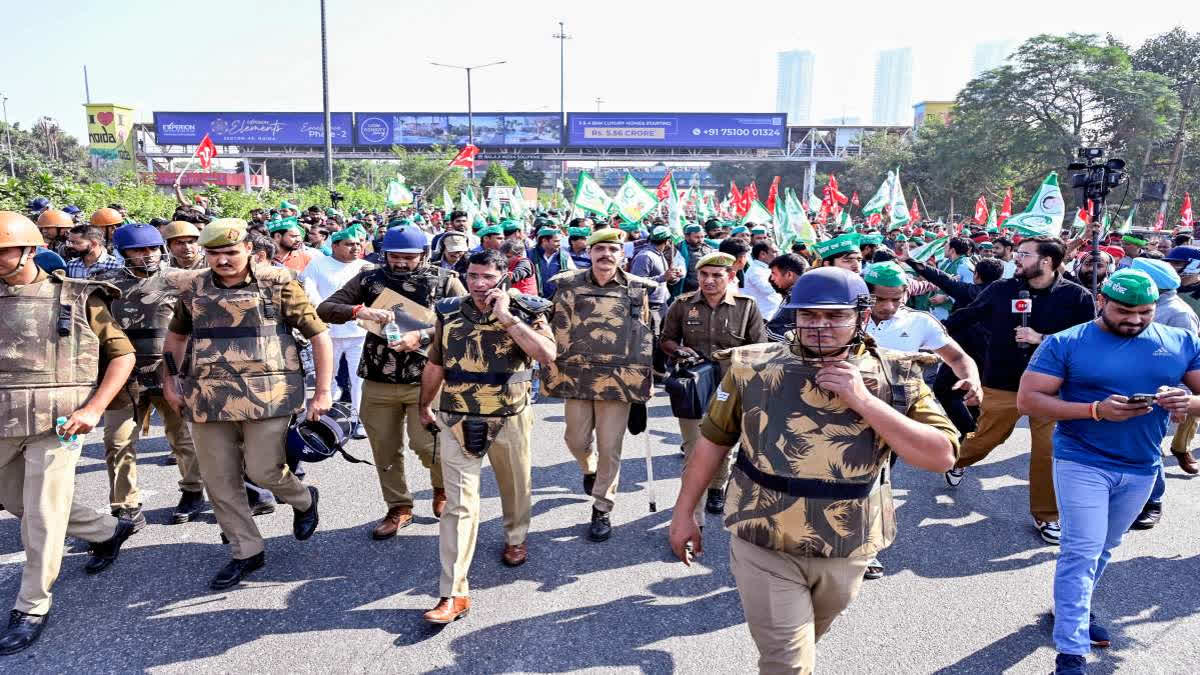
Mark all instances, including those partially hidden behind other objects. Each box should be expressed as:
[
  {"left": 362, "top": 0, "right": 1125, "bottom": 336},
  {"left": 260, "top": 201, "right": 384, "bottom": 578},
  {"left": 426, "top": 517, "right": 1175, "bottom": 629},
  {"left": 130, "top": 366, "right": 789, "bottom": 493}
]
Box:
[
  {"left": 888, "top": 170, "right": 910, "bottom": 227},
  {"left": 1006, "top": 173, "right": 1065, "bottom": 237},
  {"left": 573, "top": 171, "right": 612, "bottom": 217},
  {"left": 666, "top": 176, "right": 686, "bottom": 238},
  {"left": 986, "top": 202, "right": 997, "bottom": 229},
  {"left": 386, "top": 179, "right": 414, "bottom": 207},
  {"left": 742, "top": 199, "right": 773, "bottom": 226},
  {"left": 613, "top": 173, "right": 659, "bottom": 223},
  {"left": 1117, "top": 204, "right": 1135, "bottom": 234},
  {"left": 907, "top": 235, "right": 949, "bottom": 264},
  {"left": 443, "top": 187, "right": 454, "bottom": 210},
  {"left": 862, "top": 172, "right": 893, "bottom": 215},
  {"left": 783, "top": 188, "right": 816, "bottom": 246},
  {"left": 510, "top": 186, "right": 527, "bottom": 219}
]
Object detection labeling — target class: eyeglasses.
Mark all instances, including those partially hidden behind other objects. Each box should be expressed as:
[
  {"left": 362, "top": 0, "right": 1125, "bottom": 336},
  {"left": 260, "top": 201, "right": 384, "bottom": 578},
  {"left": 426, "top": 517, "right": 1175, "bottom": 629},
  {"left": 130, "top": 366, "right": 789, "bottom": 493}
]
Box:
[{"left": 1013, "top": 251, "right": 1041, "bottom": 259}]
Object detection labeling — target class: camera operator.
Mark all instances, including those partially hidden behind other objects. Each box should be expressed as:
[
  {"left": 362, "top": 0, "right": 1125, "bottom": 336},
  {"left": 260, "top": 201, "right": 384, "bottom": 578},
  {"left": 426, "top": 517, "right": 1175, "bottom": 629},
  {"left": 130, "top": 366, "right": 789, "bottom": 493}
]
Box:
[{"left": 943, "top": 236, "right": 1096, "bottom": 544}]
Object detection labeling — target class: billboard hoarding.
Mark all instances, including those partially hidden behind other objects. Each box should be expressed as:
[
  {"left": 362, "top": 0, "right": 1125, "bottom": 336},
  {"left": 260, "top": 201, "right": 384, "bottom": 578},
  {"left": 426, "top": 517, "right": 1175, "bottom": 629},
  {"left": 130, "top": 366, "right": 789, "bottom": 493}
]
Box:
[
  {"left": 85, "top": 103, "right": 137, "bottom": 168},
  {"left": 355, "top": 113, "right": 561, "bottom": 147},
  {"left": 566, "top": 113, "right": 787, "bottom": 149},
  {"left": 153, "top": 112, "right": 354, "bottom": 146}
]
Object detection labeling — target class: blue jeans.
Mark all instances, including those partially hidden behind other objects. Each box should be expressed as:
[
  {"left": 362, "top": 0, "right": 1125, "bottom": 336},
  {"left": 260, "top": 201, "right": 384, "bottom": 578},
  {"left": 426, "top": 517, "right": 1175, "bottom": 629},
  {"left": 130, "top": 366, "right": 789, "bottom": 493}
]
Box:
[
  {"left": 1052, "top": 458, "right": 1156, "bottom": 655},
  {"left": 1148, "top": 466, "right": 1166, "bottom": 505}
]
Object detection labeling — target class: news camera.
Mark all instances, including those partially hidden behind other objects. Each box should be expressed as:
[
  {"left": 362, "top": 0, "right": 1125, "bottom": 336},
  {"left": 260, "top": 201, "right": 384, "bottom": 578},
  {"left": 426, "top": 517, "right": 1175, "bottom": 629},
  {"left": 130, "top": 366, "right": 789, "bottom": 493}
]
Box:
[{"left": 1068, "top": 147, "right": 1126, "bottom": 210}]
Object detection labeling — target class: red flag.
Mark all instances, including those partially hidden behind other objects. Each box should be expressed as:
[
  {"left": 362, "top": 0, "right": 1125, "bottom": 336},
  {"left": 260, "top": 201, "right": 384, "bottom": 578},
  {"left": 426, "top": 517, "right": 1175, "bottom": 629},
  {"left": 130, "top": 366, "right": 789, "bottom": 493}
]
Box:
[
  {"left": 973, "top": 195, "right": 988, "bottom": 225},
  {"left": 729, "top": 181, "right": 742, "bottom": 211},
  {"left": 998, "top": 187, "right": 1012, "bottom": 226},
  {"left": 850, "top": 191, "right": 860, "bottom": 208},
  {"left": 1182, "top": 192, "right": 1194, "bottom": 229},
  {"left": 824, "top": 175, "right": 848, "bottom": 205},
  {"left": 448, "top": 144, "right": 481, "bottom": 168},
  {"left": 909, "top": 198, "right": 921, "bottom": 223},
  {"left": 765, "top": 176, "right": 781, "bottom": 213},
  {"left": 655, "top": 171, "right": 673, "bottom": 201},
  {"left": 866, "top": 212, "right": 882, "bottom": 227},
  {"left": 1076, "top": 207, "right": 1090, "bottom": 225},
  {"left": 1154, "top": 210, "right": 1165, "bottom": 231},
  {"left": 194, "top": 133, "right": 218, "bottom": 169},
  {"left": 744, "top": 181, "right": 759, "bottom": 206}
]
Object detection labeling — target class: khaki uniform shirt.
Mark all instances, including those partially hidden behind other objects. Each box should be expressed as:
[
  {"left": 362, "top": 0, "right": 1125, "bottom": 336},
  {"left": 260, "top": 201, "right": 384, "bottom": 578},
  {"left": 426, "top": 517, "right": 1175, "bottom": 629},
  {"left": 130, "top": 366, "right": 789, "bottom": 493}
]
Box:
[
  {"left": 169, "top": 267, "right": 327, "bottom": 339},
  {"left": 661, "top": 288, "right": 764, "bottom": 375}
]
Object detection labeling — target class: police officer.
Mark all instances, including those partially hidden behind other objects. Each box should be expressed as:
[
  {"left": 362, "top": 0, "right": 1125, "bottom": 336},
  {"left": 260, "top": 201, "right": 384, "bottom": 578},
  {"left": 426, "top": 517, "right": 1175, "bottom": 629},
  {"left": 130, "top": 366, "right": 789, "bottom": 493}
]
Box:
[
  {"left": 542, "top": 228, "right": 657, "bottom": 541},
  {"left": 160, "top": 220, "right": 205, "bottom": 270},
  {"left": 89, "top": 207, "right": 124, "bottom": 248},
  {"left": 679, "top": 224, "right": 714, "bottom": 293},
  {"left": 317, "top": 225, "right": 466, "bottom": 539},
  {"left": 35, "top": 209, "right": 73, "bottom": 257},
  {"left": 97, "top": 224, "right": 205, "bottom": 529},
  {"left": 660, "top": 252, "right": 764, "bottom": 518},
  {"left": 669, "top": 266, "right": 960, "bottom": 673},
  {"left": 0, "top": 212, "right": 138, "bottom": 654},
  {"left": 162, "top": 219, "right": 330, "bottom": 590},
  {"left": 417, "top": 249, "right": 557, "bottom": 624}
]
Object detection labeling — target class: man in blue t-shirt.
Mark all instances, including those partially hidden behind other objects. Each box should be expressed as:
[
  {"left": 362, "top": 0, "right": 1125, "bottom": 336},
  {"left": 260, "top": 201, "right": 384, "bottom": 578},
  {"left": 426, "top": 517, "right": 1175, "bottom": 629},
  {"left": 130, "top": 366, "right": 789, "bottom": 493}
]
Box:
[{"left": 1018, "top": 268, "right": 1200, "bottom": 674}]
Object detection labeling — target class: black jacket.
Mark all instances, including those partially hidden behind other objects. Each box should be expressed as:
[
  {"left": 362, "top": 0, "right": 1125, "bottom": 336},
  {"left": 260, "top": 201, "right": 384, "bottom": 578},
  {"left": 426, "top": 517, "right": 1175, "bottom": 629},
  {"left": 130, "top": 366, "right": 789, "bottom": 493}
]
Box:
[
  {"left": 944, "top": 274, "right": 1095, "bottom": 391},
  {"left": 910, "top": 261, "right": 992, "bottom": 363}
]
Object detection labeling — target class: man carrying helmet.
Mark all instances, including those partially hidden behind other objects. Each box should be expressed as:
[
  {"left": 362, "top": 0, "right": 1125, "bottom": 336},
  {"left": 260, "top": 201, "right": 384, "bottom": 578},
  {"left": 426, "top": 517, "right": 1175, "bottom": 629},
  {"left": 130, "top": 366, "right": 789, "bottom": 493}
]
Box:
[
  {"left": 95, "top": 224, "right": 205, "bottom": 529},
  {"left": 162, "top": 219, "right": 331, "bottom": 590},
  {"left": 160, "top": 221, "right": 205, "bottom": 270},
  {"left": 417, "top": 249, "right": 557, "bottom": 624},
  {"left": 668, "top": 266, "right": 959, "bottom": 673},
  {"left": 317, "top": 224, "right": 466, "bottom": 539},
  {"left": 0, "top": 212, "right": 140, "bottom": 654}
]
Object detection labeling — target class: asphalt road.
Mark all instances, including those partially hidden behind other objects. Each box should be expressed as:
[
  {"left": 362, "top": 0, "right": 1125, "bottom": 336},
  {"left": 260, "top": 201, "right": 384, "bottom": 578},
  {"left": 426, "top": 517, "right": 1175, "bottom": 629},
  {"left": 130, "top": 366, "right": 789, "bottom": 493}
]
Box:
[{"left": 1, "top": 390, "right": 1198, "bottom": 674}]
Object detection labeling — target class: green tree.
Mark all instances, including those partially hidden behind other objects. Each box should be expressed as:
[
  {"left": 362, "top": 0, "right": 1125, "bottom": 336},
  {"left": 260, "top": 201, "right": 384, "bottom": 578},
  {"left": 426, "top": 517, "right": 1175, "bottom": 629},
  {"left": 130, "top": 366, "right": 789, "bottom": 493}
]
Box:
[
  {"left": 481, "top": 161, "right": 517, "bottom": 187},
  {"left": 507, "top": 160, "right": 545, "bottom": 188}
]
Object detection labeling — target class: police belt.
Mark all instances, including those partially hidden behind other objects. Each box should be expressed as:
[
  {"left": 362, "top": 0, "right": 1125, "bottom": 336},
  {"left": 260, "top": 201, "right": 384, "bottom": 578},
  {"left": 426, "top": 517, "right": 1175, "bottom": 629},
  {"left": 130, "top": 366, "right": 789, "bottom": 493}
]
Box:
[
  {"left": 735, "top": 450, "right": 882, "bottom": 500},
  {"left": 124, "top": 327, "right": 167, "bottom": 340},
  {"left": 193, "top": 325, "right": 289, "bottom": 339},
  {"left": 442, "top": 368, "right": 534, "bottom": 386}
]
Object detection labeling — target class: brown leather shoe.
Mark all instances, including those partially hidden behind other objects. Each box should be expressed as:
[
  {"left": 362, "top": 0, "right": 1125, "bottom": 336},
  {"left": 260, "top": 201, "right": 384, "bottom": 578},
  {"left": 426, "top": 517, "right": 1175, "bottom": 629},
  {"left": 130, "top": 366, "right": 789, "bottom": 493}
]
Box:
[
  {"left": 432, "top": 488, "right": 447, "bottom": 518},
  {"left": 370, "top": 506, "right": 413, "bottom": 540},
  {"left": 502, "top": 543, "right": 527, "bottom": 567},
  {"left": 1173, "top": 450, "right": 1199, "bottom": 475},
  {"left": 423, "top": 596, "right": 470, "bottom": 624}
]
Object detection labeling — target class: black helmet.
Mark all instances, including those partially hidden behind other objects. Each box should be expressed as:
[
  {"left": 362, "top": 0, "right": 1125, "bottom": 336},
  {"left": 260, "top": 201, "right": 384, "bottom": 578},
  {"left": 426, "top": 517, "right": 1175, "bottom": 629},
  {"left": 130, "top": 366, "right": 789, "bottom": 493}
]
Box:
[
  {"left": 286, "top": 403, "right": 372, "bottom": 465},
  {"left": 783, "top": 266, "right": 871, "bottom": 310}
]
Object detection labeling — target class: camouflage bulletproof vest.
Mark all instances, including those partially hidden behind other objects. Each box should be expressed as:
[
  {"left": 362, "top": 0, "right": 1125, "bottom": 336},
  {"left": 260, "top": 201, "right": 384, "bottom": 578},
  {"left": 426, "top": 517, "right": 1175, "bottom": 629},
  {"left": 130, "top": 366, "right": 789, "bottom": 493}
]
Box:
[
  {"left": 169, "top": 265, "right": 304, "bottom": 423},
  {"left": 541, "top": 269, "right": 656, "bottom": 403},
  {"left": 98, "top": 267, "right": 179, "bottom": 405},
  {"left": 0, "top": 271, "right": 112, "bottom": 438},
  {"left": 435, "top": 296, "right": 535, "bottom": 417},
  {"left": 721, "top": 341, "right": 930, "bottom": 559},
  {"left": 358, "top": 266, "right": 454, "bottom": 385}
]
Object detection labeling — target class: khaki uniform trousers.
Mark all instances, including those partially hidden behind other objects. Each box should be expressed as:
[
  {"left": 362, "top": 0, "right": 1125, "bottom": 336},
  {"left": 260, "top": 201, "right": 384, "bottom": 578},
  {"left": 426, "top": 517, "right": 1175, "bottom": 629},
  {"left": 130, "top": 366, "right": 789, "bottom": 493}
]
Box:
[
  {"left": 0, "top": 434, "right": 118, "bottom": 615},
  {"left": 102, "top": 395, "right": 202, "bottom": 509},
  {"left": 189, "top": 416, "right": 311, "bottom": 559},
  {"left": 564, "top": 398, "right": 630, "bottom": 513},
  {"left": 359, "top": 380, "right": 443, "bottom": 510},
  {"left": 955, "top": 386, "right": 1058, "bottom": 522},
  {"left": 679, "top": 417, "right": 735, "bottom": 519},
  {"left": 730, "top": 536, "right": 868, "bottom": 675},
  {"left": 1171, "top": 414, "right": 1197, "bottom": 454},
  {"left": 436, "top": 407, "right": 533, "bottom": 597}
]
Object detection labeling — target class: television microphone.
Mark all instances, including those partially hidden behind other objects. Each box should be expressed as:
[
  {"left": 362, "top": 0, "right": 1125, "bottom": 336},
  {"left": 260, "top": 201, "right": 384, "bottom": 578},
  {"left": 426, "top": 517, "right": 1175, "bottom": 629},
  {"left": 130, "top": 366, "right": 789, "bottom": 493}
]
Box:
[{"left": 1014, "top": 290, "right": 1032, "bottom": 353}]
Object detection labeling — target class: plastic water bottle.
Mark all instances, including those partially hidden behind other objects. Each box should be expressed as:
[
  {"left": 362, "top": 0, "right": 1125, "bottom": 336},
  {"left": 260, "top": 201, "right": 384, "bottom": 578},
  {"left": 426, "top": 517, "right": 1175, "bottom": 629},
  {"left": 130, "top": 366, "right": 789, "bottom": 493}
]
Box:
[
  {"left": 384, "top": 320, "right": 402, "bottom": 345},
  {"left": 55, "top": 416, "right": 82, "bottom": 452}
]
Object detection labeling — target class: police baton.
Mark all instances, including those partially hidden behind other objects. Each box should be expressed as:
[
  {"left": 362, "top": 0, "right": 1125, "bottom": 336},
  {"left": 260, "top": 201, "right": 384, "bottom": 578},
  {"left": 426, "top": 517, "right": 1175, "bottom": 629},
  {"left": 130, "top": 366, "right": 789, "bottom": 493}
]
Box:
[{"left": 628, "top": 402, "right": 656, "bottom": 512}]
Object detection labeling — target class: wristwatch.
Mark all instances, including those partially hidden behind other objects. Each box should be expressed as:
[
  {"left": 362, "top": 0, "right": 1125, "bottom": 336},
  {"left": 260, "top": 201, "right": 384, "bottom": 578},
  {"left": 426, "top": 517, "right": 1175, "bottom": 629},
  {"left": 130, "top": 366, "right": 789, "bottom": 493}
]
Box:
[{"left": 418, "top": 331, "right": 432, "bottom": 348}]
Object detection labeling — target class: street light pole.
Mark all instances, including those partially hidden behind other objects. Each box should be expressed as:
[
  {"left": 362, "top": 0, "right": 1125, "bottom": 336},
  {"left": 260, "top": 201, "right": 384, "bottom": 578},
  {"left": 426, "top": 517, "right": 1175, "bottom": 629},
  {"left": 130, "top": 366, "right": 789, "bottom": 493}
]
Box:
[
  {"left": 319, "top": 0, "right": 334, "bottom": 190},
  {"left": 552, "top": 21, "right": 571, "bottom": 204},
  {"left": 0, "top": 94, "right": 14, "bottom": 179},
  {"left": 431, "top": 60, "right": 506, "bottom": 183}
]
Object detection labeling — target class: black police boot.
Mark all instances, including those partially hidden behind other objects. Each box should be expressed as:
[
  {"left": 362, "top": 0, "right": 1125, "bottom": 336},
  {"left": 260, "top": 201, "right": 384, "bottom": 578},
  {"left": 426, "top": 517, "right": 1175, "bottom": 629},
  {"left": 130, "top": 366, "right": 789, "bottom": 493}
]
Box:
[
  {"left": 587, "top": 507, "right": 612, "bottom": 542},
  {"left": 171, "top": 490, "right": 206, "bottom": 525},
  {"left": 111, "top": 505, "right": 146, "bottom": 533},
  {"left": 1131, "top": 502, "right": 1162, "bottom": 530},
  {"left": 293, "top": 486, "right": 319, "bottom": 541},
  {"left": 161, "top": 452, "right": 178, "bottom": 466},
  {"left": 84, "top": 518, "right": 136, "bottom": 574},
  {"left": 705, "top": 488, "right": 726, "bottom": 515},
  {"left": 582, "top": 473, "right": 597, "bottom": 497},
  {"left": 246, "top": 486, "right": 276, "bottom": 516},
  {"left": 210, "top": 552, "right": 265, "bottom": 590},
  {"left": 0, "top": 610, "right": 48, "bottom": 655}
]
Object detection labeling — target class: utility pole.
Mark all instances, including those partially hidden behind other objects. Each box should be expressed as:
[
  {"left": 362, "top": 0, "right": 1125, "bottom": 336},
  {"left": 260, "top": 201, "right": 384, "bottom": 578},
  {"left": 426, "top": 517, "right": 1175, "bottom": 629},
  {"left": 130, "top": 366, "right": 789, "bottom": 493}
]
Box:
[
  {"left": 83, "top": 66, "right": 91, "bottom": 103},
  {"left": 1, "top": 94, "right": 14, "bottom": 178},
  {"left": 320, "top": 0, "right": 334, "bottom": 189},
  {"left": 431, "top": 60, "right": 507, "bottom": 182},
  {"left": 553, "top": 21, "right": 571, "bottom": 197}
]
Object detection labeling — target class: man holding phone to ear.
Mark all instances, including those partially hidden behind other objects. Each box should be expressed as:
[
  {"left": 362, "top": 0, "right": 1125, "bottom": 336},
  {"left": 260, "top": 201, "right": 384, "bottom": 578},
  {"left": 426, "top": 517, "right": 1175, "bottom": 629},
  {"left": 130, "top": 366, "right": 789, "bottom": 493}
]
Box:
[{"left": 1017, "top": 268, "right": 1200, "bottom": 674}]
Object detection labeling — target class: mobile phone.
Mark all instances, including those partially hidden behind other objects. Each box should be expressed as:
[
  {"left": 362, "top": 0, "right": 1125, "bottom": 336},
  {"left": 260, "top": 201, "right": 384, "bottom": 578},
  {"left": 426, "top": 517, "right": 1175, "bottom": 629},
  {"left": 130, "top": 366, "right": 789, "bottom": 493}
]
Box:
[{"left": 1127, "top": 393, "right": 1157, "bottom": 405}]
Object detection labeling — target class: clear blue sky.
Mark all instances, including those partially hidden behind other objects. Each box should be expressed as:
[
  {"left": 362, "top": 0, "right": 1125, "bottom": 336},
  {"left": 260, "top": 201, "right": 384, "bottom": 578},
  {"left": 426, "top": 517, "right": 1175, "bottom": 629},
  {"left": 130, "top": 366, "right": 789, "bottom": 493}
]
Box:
[{"left": 5, "top": 0, "right": 1198, "bottom": 141}]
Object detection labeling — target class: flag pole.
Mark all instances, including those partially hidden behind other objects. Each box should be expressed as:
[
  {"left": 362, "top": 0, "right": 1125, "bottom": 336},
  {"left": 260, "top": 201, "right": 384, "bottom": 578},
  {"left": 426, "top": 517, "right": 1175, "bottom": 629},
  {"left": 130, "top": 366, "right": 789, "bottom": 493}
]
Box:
[
  {"left": 914, "top": 184, "right": 931, "bottom": 223},
  {"left": 173, "top": 155, "right": 198, "bottom": 188}
]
